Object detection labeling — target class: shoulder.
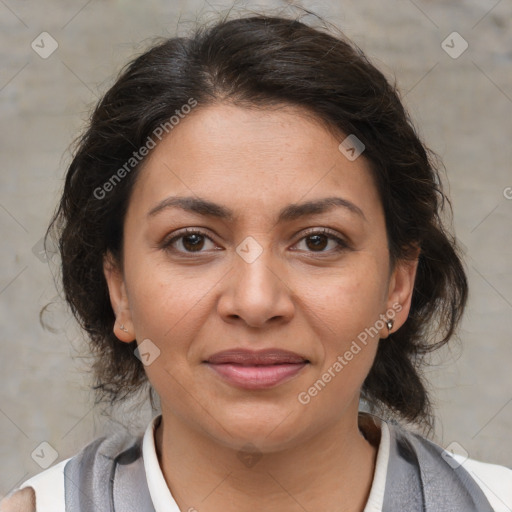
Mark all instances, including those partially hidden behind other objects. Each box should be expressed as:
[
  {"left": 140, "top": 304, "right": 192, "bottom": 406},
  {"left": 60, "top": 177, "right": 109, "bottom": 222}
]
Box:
[
  {"left": 453, "top": 455, "right": 512, "bottom": 512},
  {"left": 412, "top": 427, "right": 512, "bottom": 511},
  {"left": 383, "top": 419, "right": 512, "bottom": 511},
  {"left": 1, "top": 458, "right": 70, "bottom": 512},
  {"left": 0, "top": 487, "right": 36, "bottom": 512},
  {"left": 5, "top": 430, "right": 146, "bottom": 512}
]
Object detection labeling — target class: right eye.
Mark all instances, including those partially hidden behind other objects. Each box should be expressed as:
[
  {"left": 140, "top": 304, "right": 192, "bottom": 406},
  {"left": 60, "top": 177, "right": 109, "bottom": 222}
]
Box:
[{"left": 161, "top": 228, "right": 221, "bottom": 255}]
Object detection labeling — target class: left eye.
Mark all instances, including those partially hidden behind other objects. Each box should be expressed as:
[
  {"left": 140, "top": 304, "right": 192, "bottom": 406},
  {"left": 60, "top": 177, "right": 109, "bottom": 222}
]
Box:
[{"left": 293, "top": 230, "right": 347, "bottom": 253}]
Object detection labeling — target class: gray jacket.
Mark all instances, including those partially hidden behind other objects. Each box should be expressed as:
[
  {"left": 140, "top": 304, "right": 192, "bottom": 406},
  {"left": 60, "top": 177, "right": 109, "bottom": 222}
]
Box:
[{"left": 61, "top": 420, "right": 495, "bottom": 511}]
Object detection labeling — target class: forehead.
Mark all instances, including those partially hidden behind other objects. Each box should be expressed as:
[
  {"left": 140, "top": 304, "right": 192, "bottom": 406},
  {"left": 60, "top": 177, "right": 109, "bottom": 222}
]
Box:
[{"left": 128, "top": 103, "right": 382, "bottom": 223}]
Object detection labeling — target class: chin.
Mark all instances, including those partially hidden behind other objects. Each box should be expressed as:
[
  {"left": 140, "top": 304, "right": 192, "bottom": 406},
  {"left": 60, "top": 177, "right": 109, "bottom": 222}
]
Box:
[{"left": 206, "top": 405, "right": 308, "bottom": 452}]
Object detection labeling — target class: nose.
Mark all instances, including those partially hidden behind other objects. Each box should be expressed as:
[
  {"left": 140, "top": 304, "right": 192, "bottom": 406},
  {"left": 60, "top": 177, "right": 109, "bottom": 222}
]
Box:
[{"left": 217, "top": 242, "right": 295, "bottom": 328}]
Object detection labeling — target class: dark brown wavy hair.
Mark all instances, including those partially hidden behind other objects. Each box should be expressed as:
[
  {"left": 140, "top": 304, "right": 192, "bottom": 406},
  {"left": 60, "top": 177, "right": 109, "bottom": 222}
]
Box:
[{"left": 44, "top": 9, "right": 468, "bottom": 427}]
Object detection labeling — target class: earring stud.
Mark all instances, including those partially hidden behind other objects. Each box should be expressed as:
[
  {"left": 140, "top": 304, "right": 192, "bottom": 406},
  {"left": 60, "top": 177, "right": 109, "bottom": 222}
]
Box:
[
  {"left": 386, "top": 319, "right": 394, "bottom": 331},
  {"left": 119, "top": 323, "right": 128, "bottom": 332}
]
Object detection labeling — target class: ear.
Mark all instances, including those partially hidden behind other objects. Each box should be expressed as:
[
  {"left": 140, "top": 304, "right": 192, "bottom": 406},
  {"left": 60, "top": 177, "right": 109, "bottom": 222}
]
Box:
[
  {"left": 103, "top": 251, "right": 135, "bottom": 343},
  {"left": 382, "top": 246, "right": 421, "bottom": 338}
]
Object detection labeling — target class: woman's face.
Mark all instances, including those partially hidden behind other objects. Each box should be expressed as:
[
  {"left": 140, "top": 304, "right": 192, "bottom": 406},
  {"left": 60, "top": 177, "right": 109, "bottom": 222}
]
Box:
[{"left": 104, "top": 103, "right": 418, "bottom": 451}]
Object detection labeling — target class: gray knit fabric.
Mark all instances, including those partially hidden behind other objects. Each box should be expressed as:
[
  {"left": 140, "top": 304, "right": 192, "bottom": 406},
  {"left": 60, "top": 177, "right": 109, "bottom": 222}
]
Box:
[{"left": 63, "top": 422, "right": 494, "bottom": 512}]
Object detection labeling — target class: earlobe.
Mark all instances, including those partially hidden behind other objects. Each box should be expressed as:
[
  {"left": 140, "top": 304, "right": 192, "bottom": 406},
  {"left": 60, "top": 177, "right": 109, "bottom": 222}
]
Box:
[{"left": 103, "top": 252, "right": 135, "bottom": 343}]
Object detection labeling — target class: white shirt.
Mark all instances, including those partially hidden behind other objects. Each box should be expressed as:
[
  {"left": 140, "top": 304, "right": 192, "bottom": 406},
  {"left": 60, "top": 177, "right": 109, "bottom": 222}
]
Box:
[
  {"left": 141, "top": 415, "right": 390, "bottom": 512},
  {"left": 16, "top": 414, "right": 512, "bottom": 511}
]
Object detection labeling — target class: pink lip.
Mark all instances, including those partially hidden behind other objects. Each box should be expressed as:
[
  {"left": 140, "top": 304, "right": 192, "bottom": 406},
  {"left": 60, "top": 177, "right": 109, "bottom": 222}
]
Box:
[
  {"left": 204, "top": 349, "right": 309, "bottom": 390},
  {"left": 205, "top": 362, "right": 308, "bottom": 390},
  {"left": 206, "top": 348, "right": 308, "bottom": 365}
]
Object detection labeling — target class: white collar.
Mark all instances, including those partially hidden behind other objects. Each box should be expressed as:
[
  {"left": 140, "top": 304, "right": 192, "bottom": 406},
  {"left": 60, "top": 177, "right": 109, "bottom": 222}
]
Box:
[
  {"left": 142, "top": 415, "right": 181, "bottom": 511},
  {"left": 363, "top": 417, "right": 390, "bottom": 512},
  {"left": 142, "top": 414, "right": 390, "bottom": 512}
]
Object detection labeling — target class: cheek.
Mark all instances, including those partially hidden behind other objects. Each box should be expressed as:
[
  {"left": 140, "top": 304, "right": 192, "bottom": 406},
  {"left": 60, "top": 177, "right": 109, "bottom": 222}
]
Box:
[
  {"left": 293, "top": 259, "right": 386, "bottom": 388},
  {"left": 297, "top": 277, "right": 381, "bottom": 410},
  {"left": 125, "top": 258, "right": 211, "bottom": 336},
  {"left": 297, "top": 260, "right": 387, "bottom": 336}
]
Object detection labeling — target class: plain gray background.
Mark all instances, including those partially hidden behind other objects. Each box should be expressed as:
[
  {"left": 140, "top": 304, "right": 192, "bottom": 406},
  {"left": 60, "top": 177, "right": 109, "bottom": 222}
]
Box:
[{"left": 1, "top": 0, "right": 511, "bottom": 498}]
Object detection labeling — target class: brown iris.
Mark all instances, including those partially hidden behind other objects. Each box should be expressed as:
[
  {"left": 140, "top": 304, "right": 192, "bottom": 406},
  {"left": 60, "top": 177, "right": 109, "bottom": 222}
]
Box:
[
  {"left": 182, "top": 234, "right": 205, "bottom": 252},
  {"left": 305, "top": 234, "right": 328, "bottom": 251}
]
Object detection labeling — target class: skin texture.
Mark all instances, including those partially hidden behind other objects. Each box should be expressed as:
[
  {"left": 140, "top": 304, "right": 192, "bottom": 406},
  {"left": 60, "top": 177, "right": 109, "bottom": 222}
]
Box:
[
  {"left": 0, "top": 487, "right": 36, "bottom": 512},
  {"left": 104, "top": 103, "right": 419, "bottom": 512}
]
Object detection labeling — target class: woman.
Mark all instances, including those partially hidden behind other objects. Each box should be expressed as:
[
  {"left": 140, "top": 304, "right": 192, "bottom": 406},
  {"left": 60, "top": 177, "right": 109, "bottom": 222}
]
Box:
[{"left": 2, "top": 11, "right": 511, "bottom": 512}]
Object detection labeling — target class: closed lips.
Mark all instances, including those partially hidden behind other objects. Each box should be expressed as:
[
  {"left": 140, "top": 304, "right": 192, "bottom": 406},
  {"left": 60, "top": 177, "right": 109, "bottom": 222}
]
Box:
[{"left": 205, "top": 349, "right": 309, "bottom": 365}]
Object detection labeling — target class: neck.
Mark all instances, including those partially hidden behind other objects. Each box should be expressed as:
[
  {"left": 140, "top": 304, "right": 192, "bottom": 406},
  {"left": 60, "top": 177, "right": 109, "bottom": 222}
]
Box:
[{"left": 154, "top": 405, "right": 380, "bottom": 512}]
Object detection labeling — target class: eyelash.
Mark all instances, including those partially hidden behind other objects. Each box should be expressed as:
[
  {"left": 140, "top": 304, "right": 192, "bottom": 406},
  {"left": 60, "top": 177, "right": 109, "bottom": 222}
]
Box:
[{"left": 161, "top": 227, "right": 349, "bottom": 257}]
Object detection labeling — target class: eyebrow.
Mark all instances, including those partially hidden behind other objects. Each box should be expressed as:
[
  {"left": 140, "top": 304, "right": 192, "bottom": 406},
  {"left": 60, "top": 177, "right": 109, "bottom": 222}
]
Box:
[{"left": 147, "top": 195, "right": 366, "bottom": 223}]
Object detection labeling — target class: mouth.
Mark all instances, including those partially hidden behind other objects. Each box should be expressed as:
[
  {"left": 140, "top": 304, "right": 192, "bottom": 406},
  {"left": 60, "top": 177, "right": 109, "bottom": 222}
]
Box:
[{"left": 203, "top": 349, "right": 310, "bottom": 390}]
